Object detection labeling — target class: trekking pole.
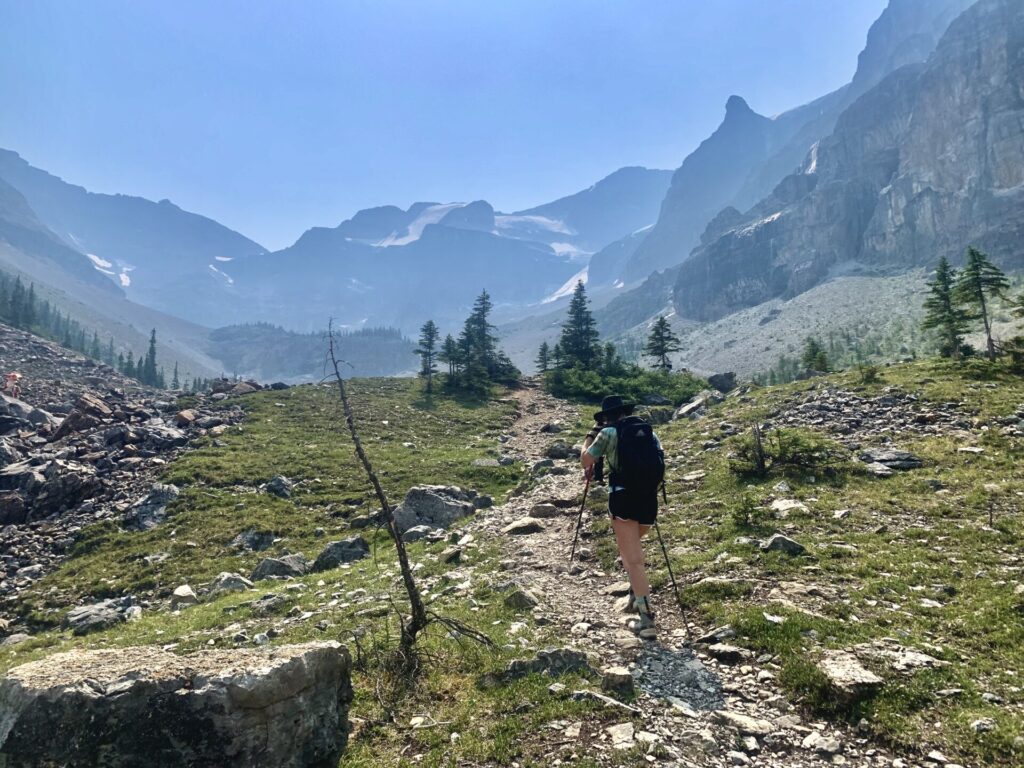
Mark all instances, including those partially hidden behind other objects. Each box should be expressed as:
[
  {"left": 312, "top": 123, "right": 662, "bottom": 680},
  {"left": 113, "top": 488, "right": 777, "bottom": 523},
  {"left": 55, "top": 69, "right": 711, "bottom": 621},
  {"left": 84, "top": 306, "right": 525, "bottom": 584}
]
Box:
[
  {"left": 569, "top": 477, "right": 591, "bottom": 563},
  {"left": 654, "top": 482, "right": 692, "bottom": 643}
]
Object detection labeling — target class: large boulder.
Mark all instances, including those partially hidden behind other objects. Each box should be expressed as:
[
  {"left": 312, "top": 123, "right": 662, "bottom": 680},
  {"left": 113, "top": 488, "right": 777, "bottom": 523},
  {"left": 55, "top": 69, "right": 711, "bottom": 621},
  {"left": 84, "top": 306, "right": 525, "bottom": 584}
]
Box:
[
  {"left": 707, "top": 372, "right": 737, "bottom": 393},
  {"left": 0, "top": 642, "right": 353, "bottom": 767},
  {"left": 251, "top": 554, "right": 310, "bottom": 581},
  {"left": 673, "top": 390, "right": 724, "bottom": 420},
  {"left": 63, "top": 599, "right": 129, "bottom": 636},
  {"left": 312, "top": 537, "right": 370, "bottom": 572},
  {"left": 391, "top": 485, "right": 475, "bottom": 534}
]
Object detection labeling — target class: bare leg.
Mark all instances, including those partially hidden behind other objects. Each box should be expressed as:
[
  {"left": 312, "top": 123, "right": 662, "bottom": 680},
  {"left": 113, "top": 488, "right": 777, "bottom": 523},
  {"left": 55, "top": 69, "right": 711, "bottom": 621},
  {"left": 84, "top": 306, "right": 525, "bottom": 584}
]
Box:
[{"left": 612, "top": 518, "right": 650, "bottom": 598}]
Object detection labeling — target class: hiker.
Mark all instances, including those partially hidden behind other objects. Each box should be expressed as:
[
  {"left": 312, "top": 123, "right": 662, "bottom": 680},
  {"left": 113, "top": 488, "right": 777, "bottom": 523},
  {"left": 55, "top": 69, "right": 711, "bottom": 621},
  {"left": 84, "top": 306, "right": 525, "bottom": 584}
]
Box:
[
  {"left": 581, "top": 395, "right": 665, "bottom": 639},
  {"left": 2, "top": 373, "right": 21, "bottom": 399}
]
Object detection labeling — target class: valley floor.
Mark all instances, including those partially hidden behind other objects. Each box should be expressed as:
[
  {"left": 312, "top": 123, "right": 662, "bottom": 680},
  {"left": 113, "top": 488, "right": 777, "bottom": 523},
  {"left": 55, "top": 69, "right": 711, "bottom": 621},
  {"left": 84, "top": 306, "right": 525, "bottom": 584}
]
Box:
[{"left": 1, "top": 363, "right": 1022, "bottom": 766}]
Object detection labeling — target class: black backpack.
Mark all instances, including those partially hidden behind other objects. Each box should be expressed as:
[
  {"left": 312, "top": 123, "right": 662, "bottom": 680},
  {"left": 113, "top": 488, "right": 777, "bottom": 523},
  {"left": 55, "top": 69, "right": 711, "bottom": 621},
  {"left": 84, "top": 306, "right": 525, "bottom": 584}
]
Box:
[{"left": 609, "top": 415, "right": 665, "bottom": 494}]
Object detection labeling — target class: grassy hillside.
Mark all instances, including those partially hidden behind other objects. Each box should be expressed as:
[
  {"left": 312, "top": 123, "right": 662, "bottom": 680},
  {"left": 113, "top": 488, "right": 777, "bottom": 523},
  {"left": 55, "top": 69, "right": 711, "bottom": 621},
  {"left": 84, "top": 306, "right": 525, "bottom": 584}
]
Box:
[
  {"left": 3, "top": 363, "right": 1023, "bottom": 765},
  {"left": 634, "top": 359, "right": 1024, "bottom": 764}
]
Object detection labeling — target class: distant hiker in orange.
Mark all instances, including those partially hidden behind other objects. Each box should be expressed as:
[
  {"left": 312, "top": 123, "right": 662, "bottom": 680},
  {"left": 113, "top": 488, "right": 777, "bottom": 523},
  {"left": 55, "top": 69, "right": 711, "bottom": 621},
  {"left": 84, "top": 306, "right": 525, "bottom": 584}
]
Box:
[{"left": 2, "top": 373, "right": 21, "bottom": 399}]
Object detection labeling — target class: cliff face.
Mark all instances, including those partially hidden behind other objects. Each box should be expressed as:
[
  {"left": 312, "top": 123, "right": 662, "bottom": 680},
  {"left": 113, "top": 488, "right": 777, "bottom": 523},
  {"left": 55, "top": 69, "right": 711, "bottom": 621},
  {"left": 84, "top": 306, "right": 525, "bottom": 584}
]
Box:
[
  {"left": 673, "top": 0, "right": 1022, "bottom": 322},
  {"left": 620, "top": 0, "right": 976, "bottom": 286}
]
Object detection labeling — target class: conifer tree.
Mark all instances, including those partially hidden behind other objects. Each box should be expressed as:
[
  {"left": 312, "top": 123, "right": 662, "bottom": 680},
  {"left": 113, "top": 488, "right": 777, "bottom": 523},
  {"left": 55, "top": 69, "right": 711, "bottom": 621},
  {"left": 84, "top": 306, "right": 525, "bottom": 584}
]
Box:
[
  {"left": 171, "top": 362, "right": 180, "bottom": 390},
  {"left": 801, "top": 337, "right": 829, "bottom": 372},
  {"left": 143, "top": 329, "right": 159, "bottom": 385},
  {"left": 644, "top": 315, "right": 682, "bottom": 371},
  {"left": 125, "top": 350, "right": 135, "bottom": 377},
  {"left": 89, "top": 332, "right": 102, "bottom": 360},
  {"left": 415, "top": 320, "right": 440, "bottom": 393},
  {"left": 954, "top": 247, "right": 1009, "bottom": 361},
  {"left": 558, "top": 281, "right": 600, "bottom": 367},
  {"left": 24, "top": 283, "right": 37, "bottom": 328},
  {"left": 105, "top": 337, "right": 116, "bottom": 366},
  {"left": 535, "top": 341, "right": 550, "bottom": 374},
  {"left": 117, "top": 352, "right": 125, "bottom": 374},
  {"left": 439, "top": 334, "right": 459, "bottom": 377},
  {"left": 922, "top": 256, "right": 971, "bottom": 359},
  {"left": 552, "top": 342, "right": 564, "bottom": 368}
]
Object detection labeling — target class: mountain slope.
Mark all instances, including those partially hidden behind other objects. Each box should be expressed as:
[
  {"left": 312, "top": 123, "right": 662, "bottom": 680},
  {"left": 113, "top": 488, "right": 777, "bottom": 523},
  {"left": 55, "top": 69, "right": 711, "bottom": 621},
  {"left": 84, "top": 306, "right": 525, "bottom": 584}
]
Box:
[
  {"left": 673, "top": 0, "right": 1022, "bottom": 322},
  {"left": 619, "top": 0, "right": 976, "bottom": 285},
  {"left": 512, "top": 166, "right": 671, "bottom": 253},
  {"left": 0, "top": 149, "right": 265, "bottom": 309}
]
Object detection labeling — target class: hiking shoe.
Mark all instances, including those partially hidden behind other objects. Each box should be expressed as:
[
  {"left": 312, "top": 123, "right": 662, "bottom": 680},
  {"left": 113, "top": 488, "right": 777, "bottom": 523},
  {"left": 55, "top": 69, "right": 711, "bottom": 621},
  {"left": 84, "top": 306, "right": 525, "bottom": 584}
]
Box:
[
  {"left": 625, "top": 589, "right": 636, "bottom": 612},
  {"left": 633, "top": 596, "right": 657, "bottom": 640}
]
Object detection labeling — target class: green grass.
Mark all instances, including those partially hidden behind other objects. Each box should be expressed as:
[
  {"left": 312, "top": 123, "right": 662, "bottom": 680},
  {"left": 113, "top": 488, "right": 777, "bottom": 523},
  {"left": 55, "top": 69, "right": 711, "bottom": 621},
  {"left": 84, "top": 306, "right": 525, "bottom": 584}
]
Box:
[
  {"left": 2, "top": 379, "right": 636, "bottom": 766},
  {"left": 643, "top": 358, "right": 1024, "bottom": 764},
  {"left": 6, "top": 362, "right": 1024, "bottom": 765}
]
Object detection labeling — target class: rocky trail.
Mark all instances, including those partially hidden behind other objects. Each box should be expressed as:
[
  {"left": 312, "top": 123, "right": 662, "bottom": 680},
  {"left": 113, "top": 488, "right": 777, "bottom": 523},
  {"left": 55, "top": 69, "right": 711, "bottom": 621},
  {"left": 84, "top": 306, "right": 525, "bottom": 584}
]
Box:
[{"left": 470, "top": 383, "right": 909, "bottom": 768}]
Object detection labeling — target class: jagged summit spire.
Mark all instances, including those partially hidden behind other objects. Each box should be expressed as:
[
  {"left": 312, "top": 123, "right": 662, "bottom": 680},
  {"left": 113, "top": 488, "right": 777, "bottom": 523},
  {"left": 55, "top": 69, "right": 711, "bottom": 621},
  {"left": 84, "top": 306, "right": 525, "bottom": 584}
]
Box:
[{"left": 725, "top": 95, "right": 754, "bottom": 117}]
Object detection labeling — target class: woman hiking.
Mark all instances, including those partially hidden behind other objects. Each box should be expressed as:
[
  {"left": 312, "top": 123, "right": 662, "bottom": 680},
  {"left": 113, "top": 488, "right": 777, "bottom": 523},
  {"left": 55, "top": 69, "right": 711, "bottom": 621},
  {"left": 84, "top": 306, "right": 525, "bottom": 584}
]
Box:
[{"left": 581, "top": 394, "right": 664, "bottom": 639}]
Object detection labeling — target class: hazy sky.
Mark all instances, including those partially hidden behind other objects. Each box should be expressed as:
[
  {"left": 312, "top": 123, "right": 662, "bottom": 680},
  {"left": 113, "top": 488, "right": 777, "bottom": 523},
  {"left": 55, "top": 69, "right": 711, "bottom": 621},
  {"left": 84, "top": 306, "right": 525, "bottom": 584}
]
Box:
[{"left": 1, "top": 0, "right": 888, "bottom": 250}]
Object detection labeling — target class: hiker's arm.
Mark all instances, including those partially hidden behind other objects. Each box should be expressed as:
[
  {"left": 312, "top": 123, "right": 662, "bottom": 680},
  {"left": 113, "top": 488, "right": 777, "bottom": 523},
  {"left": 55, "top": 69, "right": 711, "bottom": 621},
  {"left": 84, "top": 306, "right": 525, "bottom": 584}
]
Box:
[{"left": 581, "top": 427, "right": 611, "bottom": 471}]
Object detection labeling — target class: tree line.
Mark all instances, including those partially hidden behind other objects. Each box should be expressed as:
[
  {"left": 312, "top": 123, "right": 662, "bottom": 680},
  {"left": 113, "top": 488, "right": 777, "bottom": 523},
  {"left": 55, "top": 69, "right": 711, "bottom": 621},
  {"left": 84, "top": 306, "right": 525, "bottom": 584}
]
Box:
[{"left": 0, "top": 271, "right": 188, "bottom": 390}]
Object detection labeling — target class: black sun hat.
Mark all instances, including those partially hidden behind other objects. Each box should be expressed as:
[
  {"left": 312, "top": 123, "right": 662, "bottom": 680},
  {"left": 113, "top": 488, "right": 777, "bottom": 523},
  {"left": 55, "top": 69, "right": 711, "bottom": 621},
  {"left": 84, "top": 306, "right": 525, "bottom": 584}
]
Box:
[{"left": 593, "top": 394, "right": 635, "bottom": 422}]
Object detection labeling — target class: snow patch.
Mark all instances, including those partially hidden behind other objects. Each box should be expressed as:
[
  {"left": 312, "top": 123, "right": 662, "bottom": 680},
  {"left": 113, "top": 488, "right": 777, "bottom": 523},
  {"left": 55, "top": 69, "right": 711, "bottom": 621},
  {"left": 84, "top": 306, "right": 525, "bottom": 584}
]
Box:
[
  {"left": 805, "top": 141, "right": 820, "bottom": 175},
  {"left": 738, "top": 211, "right": 783, "bottom": 236},
  {"left": 549, "top": 242, "right": 590, "bottom": 260},
  {"left": 631, "top": 223, "right": 654, "bottom": 236},
  {"left": 494, "top": 214, "right": 572, "bottom": 236},
  {"left": 208, "top": 264, "right": 234, "bottom": 286},
  {"left": 214, "top": 256, "right": 233, "bottom": 262},
  {"left": 613, "top": 279, "right": 625, "bottom": 289},
  {"left": 543, "top": 266, "right": 588, "bottom": 304},
  {"left": 87, "top": 253, "right": 112, "bottom": 269},
  {"left": 118, "top": 272, "right": 131, "bottom": 287},
  {"left": 376, "top": 203, "right": 465, "bottom": 247}
]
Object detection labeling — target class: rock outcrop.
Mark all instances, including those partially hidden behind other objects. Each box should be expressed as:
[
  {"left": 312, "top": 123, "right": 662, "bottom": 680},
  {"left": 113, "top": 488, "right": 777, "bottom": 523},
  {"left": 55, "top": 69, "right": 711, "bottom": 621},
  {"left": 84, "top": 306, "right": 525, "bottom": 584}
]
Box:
[
  {"left": 0, "top": 642, "right": 353, "bottom": 767},
  {"left": 392, "top": 485, "right": 477, "bottom": 534},
  {"left": 618, "top": 0, "right": 973, "bottom": 286},
  {"left": 673, "top": 0, "right": 1023, "bottom": 321}
]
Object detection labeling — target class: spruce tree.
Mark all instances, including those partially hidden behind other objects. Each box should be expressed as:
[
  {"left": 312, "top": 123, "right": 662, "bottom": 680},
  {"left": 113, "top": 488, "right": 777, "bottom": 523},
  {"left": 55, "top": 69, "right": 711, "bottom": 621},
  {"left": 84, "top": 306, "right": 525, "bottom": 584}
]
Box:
[
  {"left": 644, "top": 315, "right": 682, "bottom": 371},
  {"left": 105, "top": 337, "right": 116, "bottom": 366},
  {"left": 24, "top": 283, "right": 37, "bottom": 328},
  {"left": 535, "top": 341, "right": 550, "bottom": 374},
  {"left": 558, "top": 281, "right": 600, "bottom": 367},
  {"left": 125, "top": 350, "right": 135, "bottom": 378},
  {"left": 551, "top": 342, "right": 564, "bottom": 368},
  {"left": 954, "top": 247, "right": 1009, "bottom": 361},
  {"left": 439, "top": 334, "right": 459, "bottom": 377},
  {"left": 415, "top": 320, "right": 440, "bottom": 393},
  {"left": 801, "top": 337, "right": 829, "bottom": 372},
  {"left": 171, "top": 362, "right": 180, "bottom": 390},
  {"left": 143, "top": 329, "right": 159, "bottom": 385},
  {"left": 89, "top": 332, "right": 102, "bottom": 360},
  {"left": 922, "top": 256, "right": 971, "bottom": 359}
]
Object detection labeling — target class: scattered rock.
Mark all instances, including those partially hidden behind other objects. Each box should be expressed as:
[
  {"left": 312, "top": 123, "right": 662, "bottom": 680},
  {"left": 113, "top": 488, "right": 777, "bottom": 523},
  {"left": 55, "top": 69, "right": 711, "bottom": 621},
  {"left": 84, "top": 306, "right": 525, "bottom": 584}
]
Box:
[
  {"left": 123, "top": 484, "right": 180, "bottom": 531},
  {"left": 265, "top": 475, "right": 294, "bottom": 499},
  {"left": 313, "top": 537, "right": 370, "bottom": 572},
  {"left": 858, "top": 448, "right": 923, "bottom": 470},
  {"left": 502, "top": 518, "right": 544, "bottom": 535},
  {"left": 170, "top": 585, "right": 199, "bottom": 609},
  {"left": 760, "top": 534, "right": 806, "bottom": 556},
  {"left": 392, "top": 485, "right": 475, "bottom": 534},
  {"left": 600, "top": 667, "right": 635, "bottom": 698},
  {"left": 713, "top": 710, "right": 775, "bottom": 736},
  {"left": 529, "top": 503, "right": 559, "bottom": 519},
  {"left": 503, "top": 587, "right": 540, "bottom": 610},
  {"left": 817, "top": 650, "right": 884, "bottom": 701},
  {"left": 251, "top": 554, "right": 310, "bottom": 581},
  {"left": 63, "top": 599, "right": 128, "bottom": 636},
  {"left": 210, "top": 572, "right": 253, "bottom": 594}
]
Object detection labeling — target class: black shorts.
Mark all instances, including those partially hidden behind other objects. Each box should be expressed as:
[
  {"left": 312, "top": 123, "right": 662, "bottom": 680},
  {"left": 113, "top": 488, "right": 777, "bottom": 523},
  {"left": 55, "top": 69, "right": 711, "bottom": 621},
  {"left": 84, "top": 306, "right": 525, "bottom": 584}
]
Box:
[{"left": 608, "top": 488, "right": 658, "bottom": 526}]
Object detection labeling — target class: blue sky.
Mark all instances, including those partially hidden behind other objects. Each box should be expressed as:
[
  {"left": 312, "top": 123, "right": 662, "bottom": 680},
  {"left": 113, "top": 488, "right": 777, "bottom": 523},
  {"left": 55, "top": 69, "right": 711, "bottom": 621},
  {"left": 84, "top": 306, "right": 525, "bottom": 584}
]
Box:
[{"left": 0, "top": 0, "right": 887, "bottom": 249}]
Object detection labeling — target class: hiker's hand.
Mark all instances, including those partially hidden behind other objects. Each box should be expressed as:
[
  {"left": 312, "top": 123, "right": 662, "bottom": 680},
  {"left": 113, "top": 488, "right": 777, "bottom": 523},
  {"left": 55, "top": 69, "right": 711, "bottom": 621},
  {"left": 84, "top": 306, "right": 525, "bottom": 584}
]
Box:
[{"left": 584, "top": 465, "right": 594, "bottom": 482}]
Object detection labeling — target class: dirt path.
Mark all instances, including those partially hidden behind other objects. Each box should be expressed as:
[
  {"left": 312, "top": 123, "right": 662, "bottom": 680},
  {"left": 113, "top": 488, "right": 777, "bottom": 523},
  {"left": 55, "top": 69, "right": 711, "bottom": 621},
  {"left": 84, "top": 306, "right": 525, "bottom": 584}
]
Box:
[{"left": 470, "top": 383, "right": 902, "bottom": 767}]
